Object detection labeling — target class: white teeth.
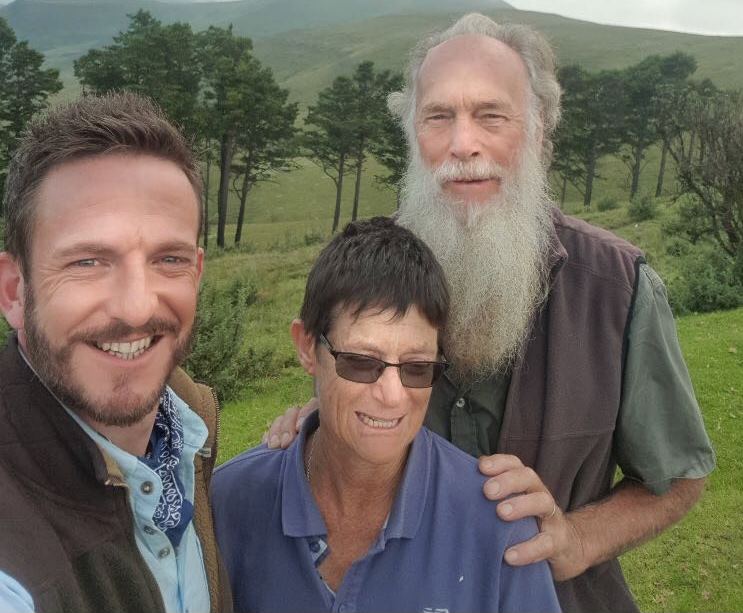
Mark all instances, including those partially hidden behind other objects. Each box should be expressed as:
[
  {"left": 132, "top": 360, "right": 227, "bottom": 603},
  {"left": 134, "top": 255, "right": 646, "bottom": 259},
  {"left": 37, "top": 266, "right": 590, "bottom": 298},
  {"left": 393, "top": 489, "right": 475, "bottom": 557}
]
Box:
[
  {"left": 94, "top": 336, "right": 153, "bottom": 360},
  {"left": 358, "top": 413, "right": 401, "bottom": 429}
]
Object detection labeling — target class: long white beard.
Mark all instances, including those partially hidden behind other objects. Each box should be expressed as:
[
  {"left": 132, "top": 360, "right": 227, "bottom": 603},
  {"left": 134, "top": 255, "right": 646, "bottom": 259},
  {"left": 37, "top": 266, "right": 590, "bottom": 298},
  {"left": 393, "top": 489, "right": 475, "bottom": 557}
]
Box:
[{"left": 397, "top": 137, "right": 554, "bottom": 381}]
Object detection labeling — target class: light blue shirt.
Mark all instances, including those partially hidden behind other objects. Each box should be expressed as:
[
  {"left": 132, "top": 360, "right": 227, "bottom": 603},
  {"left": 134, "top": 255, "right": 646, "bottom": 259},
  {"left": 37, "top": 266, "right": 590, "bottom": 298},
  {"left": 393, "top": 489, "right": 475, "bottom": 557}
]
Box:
[{"left": 0, "top": 387, "right": 210, "bottom": 613}]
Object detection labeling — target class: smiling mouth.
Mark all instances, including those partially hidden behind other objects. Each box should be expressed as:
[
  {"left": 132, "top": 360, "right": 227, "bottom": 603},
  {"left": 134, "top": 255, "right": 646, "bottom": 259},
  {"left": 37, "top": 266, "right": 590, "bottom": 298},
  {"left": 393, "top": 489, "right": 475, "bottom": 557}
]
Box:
[
  {"left": 356, "top": 411, "right": 403, "bottom": 430},
  {"left": 91, "top": 335, "right": 160, "bottom": 361}
]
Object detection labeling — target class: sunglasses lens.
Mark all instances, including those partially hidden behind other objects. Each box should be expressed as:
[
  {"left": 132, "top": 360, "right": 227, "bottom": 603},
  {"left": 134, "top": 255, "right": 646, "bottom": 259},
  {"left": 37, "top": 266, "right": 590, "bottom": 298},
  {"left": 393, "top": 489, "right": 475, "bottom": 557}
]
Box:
[
  {"left": 335, "top": 354, "right": 385, "bottom": 384},
  {"left": 399, "top": 362, "right": 439, "bottom": 388}
]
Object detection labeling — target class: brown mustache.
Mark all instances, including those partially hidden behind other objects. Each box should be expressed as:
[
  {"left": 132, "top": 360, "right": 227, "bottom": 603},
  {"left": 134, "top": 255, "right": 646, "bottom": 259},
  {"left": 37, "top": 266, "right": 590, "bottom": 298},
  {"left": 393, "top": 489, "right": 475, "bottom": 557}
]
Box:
[{"left": 72, "top": 318, "right": 179, "bottom": 344}]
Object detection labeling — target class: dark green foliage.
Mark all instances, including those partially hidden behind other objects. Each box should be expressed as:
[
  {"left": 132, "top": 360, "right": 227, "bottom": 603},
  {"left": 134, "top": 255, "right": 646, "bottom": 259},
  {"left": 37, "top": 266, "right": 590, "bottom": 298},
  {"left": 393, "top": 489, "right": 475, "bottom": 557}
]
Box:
[
  {"left": 596, "top": 196, "right": 619, "bottom": 212},
  {"left": 303, "top": 74, "right": 358, "bottom": 233},
  {"left": 74, "top": 11, "right": 201, "bottom": 132},
  {"left": 628, "top": 193, "right": 657, "bottom": 222},
  {"left": 368, "top": 71, "right": 406, "bottom": 207},
  {"left": 554, "top": 65, "right": 625, "bottom": 208},
  {"left": 184, "top": 278, "right": 273, "bottom": 402},
  {"left": 0, "top": 315, "right": 10, "bottom": 346},
  {"left": 665, "top": 237, "right": 691, "bottom": 257},
  {"left": 666, "top": 88, "right": 743, "bottom": 269},
  {"left": 618, "top": 53, "right": 697, "bottom": 200},
  {"left": 667, "top": 249, "right": 743, "bottom": 314},
  {"left": 0, "top": 17, "right": 62, "bottom": 207}
]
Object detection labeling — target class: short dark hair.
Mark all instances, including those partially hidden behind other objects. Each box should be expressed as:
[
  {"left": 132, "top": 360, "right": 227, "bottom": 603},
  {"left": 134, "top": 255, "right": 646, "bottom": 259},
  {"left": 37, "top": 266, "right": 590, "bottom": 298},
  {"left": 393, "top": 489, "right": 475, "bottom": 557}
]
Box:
[
  {"left": 2, "top": 91, "right": 202, "bottom": 275},
  {"left": 300, "top": 217, "right": 450, "bottom": 342}
]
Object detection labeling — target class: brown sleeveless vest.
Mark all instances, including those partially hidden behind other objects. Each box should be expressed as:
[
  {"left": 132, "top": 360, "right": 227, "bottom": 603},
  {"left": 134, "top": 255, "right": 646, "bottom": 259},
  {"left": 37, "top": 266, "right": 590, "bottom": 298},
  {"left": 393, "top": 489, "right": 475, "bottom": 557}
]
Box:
[{"left": 498, "top": 209, "right": 644, "bottom": 613}]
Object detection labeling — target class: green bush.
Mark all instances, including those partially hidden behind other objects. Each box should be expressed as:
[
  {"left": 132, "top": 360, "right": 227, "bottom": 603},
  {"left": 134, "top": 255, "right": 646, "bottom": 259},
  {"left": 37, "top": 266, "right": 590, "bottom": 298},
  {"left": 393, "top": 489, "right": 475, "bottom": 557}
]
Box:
[
  {"left": 667, "top": 249, "right": 743, "bottom": 314},
  {"left": 628, "top": 194, "right": 657, "bottom": 222},
  {"left": 303, "top": 230, "right": 325, "bottom": 246},
  {"left": 665, "top": 237, "right": 691, "bottom": 257},
  {"left": 597, "top": 196, "right": 619, "bottom": 212},
  {"left": 0, "top": 316, "right": 10, "bottom": 345},
  {"left": 184, "top": 278, "right": 273, "bottom": 402}
]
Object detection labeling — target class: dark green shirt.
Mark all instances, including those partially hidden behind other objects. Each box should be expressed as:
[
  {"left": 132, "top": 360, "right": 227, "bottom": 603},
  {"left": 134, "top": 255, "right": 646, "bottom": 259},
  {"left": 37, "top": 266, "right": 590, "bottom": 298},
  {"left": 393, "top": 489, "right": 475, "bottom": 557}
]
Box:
[{"left": 425, "top": 264, "right": 715, "bottom": 495}]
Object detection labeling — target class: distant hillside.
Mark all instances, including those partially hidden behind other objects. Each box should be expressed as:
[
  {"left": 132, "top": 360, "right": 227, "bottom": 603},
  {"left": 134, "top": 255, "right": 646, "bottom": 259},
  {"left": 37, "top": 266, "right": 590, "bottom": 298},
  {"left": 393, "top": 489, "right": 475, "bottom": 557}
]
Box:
[
  {"left": 0, "top": 0, "right": 512, "bottom": 48},
  {"left": 2, "top": 0, "right": 741, "bottom": 104},
  {"left": 251, "top": 9, "right": 743, "bottom": 106}
]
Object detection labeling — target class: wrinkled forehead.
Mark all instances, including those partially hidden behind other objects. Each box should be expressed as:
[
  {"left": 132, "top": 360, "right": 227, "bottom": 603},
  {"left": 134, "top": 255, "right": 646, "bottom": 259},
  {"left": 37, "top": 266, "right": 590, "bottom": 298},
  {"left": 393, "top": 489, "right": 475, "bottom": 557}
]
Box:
[{"left": 415, "top": 34, "right": 531, "bottom": 106}]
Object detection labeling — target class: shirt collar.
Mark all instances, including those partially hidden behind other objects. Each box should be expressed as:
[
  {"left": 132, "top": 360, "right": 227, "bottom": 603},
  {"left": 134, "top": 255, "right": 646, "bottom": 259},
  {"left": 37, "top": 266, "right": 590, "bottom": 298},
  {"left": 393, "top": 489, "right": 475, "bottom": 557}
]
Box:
[{"left": 281, "top": 410, "right": 431, "bottom": 541}]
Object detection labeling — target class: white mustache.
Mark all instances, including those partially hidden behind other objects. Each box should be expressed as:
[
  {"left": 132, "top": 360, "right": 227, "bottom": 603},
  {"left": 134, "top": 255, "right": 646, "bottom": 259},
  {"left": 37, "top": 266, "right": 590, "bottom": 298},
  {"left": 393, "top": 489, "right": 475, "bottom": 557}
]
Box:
[{"left": 432, "top": 158, "right": 507, "bottom": 185}]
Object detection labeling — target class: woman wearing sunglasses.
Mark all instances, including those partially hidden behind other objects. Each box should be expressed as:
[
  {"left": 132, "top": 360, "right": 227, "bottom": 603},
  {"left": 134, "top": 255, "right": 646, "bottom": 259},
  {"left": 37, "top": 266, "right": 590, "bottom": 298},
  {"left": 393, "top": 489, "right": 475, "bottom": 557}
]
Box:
[{"left": 211, "top": 217, "right": 560, "bottom": 613}]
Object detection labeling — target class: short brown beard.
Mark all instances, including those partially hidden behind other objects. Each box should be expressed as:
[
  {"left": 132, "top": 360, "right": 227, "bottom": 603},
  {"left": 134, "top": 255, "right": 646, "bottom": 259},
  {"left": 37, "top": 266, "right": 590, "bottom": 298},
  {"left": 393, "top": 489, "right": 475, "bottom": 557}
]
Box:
[
  {"left": 397, "top": 131, "right": 553, "bottom": 382},
  {"left": 23, "top": 286, "right": 193, "bottom": 427}
]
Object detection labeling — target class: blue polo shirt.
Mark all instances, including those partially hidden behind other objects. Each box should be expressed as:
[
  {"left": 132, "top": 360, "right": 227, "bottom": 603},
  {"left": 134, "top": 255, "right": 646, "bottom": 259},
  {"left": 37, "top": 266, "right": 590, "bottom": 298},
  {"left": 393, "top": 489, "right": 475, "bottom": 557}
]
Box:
[{"left": 211, "top": 412, "right": 561, "bottom": 613}]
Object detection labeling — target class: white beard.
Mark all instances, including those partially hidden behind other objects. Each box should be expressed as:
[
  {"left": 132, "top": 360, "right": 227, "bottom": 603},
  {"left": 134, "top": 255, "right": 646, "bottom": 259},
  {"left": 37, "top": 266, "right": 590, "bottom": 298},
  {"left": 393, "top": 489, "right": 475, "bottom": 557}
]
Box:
[{"left": 397, "top": 136, "right": 554, "bottom": 382}]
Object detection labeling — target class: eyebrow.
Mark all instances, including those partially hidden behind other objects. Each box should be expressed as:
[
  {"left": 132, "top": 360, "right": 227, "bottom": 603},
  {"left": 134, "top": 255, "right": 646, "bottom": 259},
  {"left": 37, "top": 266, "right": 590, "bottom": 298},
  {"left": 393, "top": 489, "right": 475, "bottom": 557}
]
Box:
[
  {"left": 419, "top": 99, "right": 514, "bottom": 115},
  {"left": 52, "top": 241, "right": 197, "bottom": 260}
]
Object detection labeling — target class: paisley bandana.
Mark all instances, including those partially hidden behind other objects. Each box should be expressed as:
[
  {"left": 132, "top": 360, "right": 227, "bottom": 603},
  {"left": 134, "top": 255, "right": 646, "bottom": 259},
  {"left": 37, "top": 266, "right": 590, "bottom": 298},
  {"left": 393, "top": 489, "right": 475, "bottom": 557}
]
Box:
[{"left": 140, "top": 390, "right": 194, "bottom": 547}]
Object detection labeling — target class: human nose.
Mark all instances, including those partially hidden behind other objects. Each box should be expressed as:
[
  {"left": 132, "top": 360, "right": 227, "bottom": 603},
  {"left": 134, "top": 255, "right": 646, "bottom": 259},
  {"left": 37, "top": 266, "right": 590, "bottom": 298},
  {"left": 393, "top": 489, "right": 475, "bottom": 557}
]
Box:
[
  {"left": 449, "top": 116, "right": 481, "bottom": 160},
  {"left": 373, "top": 363, "right": 406, "bottom": 407},
  {"left": 107, "top": 258, "right": 158, "bottom": 327}
]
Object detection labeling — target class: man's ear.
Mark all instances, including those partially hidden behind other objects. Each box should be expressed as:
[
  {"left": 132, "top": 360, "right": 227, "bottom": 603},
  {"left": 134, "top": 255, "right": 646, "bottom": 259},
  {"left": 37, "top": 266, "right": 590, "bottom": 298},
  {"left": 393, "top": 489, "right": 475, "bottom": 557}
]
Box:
[
  {"left": 0, "top": 253, "right": 25, "bottom": 331},
  {"left": 290, "top": 319, "right": 317, "bottom": 376}
]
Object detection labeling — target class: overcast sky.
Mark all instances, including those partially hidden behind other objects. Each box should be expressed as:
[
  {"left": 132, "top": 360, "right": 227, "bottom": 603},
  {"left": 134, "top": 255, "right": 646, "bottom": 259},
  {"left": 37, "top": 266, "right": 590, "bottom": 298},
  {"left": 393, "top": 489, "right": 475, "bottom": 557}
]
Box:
[{"left": 508, "top": 0, "right": 743, "bottom": 36}]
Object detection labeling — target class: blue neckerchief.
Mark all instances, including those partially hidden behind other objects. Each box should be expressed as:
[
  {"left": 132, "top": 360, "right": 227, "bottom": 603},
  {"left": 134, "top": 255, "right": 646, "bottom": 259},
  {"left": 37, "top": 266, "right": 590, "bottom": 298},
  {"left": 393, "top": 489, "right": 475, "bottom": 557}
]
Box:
[{"left": 139, "top": 390, "right": 193, "bottom": 547}]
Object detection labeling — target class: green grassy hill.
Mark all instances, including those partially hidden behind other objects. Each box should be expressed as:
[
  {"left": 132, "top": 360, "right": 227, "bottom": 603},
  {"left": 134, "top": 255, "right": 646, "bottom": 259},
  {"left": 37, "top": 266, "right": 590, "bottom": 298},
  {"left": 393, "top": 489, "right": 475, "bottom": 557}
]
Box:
[
  {"left": 253, "top": 10, "right": 743, "bottom": 106},
  {"left": 3, "top": 0, "right": 742, "bottom": 105}
]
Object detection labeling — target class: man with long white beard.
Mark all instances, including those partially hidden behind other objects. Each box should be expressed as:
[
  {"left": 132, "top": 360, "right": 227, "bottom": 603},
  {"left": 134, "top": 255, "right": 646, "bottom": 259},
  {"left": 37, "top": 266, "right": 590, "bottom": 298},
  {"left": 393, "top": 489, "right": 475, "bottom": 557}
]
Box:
[{"left": 268, "top": 13, "right": 714, "bottom": 613}]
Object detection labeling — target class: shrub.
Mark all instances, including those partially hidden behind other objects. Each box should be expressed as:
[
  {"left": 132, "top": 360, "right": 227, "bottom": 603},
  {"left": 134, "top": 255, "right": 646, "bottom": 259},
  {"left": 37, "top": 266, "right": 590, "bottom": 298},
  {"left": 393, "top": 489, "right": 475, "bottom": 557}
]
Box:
[
  {"left": 665, "top": 237, "right": 691, "bottom": 257},
  {"left": 597, "top": 196, "right": 619, "bottom": 212},
  {"left": 303, "top": 230, "right": 325, "bottom": 246},
  {"left": 0, "top": 316, "right": 10, "bottom": 345},
  {"left": 628, "top": 194, "right": 657, "bottom": 222},
  {"left": 184, "top": 278, "right": 273, "bottom": 402},
  {"left": 667, "top": 249, "right": 743, "bottom": 314}
]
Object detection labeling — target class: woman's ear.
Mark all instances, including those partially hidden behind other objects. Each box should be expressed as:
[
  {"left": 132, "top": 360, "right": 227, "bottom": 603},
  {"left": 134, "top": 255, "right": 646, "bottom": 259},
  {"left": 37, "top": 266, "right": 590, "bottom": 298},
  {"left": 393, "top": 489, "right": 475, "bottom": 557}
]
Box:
[{"left": 290, "top": 319, "right": 317, "bottom": 376}]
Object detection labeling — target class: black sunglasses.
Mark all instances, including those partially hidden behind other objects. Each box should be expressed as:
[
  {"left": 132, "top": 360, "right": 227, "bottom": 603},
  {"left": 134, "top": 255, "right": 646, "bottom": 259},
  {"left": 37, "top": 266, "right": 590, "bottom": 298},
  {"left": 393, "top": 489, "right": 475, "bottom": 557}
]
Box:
[{"left": 318, "top": 334, "right": 448, "bottom": 389}]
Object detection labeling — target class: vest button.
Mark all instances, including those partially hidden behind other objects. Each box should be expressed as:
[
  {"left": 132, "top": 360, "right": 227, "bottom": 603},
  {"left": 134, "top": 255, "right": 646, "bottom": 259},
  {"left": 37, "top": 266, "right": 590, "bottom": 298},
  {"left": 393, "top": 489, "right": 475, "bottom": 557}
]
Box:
[
  {"left": 140, "top": 481, "right": 154, "bottom": 494},
  {"left": 455, "top": 397, "right": 466, "bottom": 408},
  {"left": 158, "top": 546, "right": 171, "bottom": 559}
]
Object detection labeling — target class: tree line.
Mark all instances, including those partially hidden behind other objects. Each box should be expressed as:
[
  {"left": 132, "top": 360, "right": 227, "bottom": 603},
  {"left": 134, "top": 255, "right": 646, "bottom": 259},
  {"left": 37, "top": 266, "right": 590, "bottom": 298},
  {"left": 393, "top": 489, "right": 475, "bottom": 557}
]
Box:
[
  {"left": 0, "top": 12, "right": 740, "bottom": 274},
  {"left": 74, "top": 11, "right": 406, "bottom": 246}
]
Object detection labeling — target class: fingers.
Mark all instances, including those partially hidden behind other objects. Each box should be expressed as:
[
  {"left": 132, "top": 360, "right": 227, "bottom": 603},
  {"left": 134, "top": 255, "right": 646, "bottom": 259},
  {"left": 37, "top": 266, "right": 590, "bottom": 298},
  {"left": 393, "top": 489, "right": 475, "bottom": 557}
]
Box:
[
  {"left": 265, "top": 407, "right": 300, "bottom": 449},
  {"left": 482, "top": 465, "right": 544, "bottom": 501},
  {"left": 496, "top": 491, "right": 557, "bottom": 523},
  {"left": 504, "top": 530, "right": 556, "bottom": 567},
  {"left": 478, "top": 454, "right": 525, "bottom": 477}
]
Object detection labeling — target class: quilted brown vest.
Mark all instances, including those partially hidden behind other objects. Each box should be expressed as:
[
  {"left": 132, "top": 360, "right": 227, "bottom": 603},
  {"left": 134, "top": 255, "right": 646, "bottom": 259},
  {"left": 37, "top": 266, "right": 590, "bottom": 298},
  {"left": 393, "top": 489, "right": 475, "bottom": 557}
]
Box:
[
  {"left": 0, "top": 338, "right": 232, "bottom": 613},
  {"left": 498, "top": 209, "right": 644, "bottom": 613}
]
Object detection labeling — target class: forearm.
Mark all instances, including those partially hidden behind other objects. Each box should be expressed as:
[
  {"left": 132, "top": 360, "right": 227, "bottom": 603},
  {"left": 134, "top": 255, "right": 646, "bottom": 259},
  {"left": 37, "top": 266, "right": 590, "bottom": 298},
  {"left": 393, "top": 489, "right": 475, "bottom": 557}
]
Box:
[{"left": 567, "top": 476, "right": 706, "bottom": 574}]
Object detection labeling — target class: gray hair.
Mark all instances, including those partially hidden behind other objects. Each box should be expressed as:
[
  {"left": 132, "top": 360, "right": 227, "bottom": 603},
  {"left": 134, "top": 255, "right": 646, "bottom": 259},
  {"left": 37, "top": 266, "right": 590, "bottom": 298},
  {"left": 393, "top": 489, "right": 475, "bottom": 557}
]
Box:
[{"left": 389, "top": 13, "right": 562, "bottom": 162}]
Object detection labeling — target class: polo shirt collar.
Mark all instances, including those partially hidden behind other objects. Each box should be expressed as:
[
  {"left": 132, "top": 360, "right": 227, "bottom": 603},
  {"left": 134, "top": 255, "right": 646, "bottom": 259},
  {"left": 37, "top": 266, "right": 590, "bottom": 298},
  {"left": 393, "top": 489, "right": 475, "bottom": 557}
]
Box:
[{"left": 281, "top": 410, "right": 431, "bottom": 541}]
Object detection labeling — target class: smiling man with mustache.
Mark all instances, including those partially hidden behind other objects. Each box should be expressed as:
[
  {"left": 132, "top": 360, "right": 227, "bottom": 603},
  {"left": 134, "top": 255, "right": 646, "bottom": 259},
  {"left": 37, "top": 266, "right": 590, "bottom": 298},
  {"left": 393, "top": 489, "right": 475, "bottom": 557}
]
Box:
[{"left": 0, "top": 93, "right": 231, "bottom": 613}]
